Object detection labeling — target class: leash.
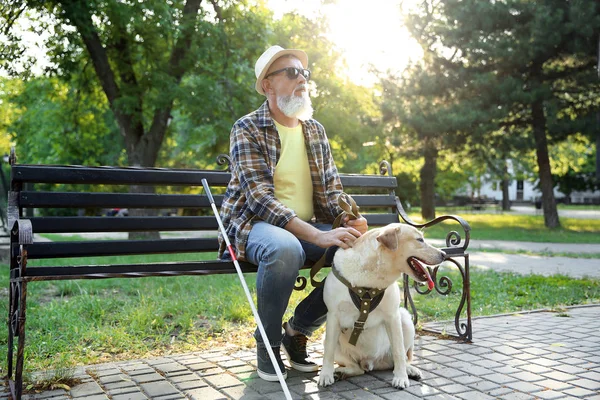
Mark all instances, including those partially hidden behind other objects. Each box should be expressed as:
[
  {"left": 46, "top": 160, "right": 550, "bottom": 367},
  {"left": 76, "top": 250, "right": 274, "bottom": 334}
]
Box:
[
  {"left": 202, "top": 179, "right": 293, "bottom": 400},
  {"left": 309, "top": 193, "right": 360, "bottom": 288},
  {"left": 331, "top": 265, "right": 386, "bottom": 346}
]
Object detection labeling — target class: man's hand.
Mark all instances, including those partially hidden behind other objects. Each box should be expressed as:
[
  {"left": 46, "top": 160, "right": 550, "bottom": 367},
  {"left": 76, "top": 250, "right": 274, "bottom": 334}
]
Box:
[
  {"left": 343, "top": 215, "right": 368, "bottom": 235},
  {"left": 315, "top": 226, "right": 362, "bottom": 250}
]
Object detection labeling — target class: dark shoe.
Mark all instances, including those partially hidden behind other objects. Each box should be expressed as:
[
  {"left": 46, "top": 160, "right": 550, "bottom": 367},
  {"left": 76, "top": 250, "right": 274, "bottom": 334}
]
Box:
[
  {"left": 281, "top": 323, "right": 319, "bottom": 372},
  {"left": 257, "top": 346, "right": 287, "bottom": 382}
]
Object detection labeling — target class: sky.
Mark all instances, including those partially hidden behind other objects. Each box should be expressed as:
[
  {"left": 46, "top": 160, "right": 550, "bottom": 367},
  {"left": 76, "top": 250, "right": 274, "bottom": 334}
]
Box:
[{"left": 267, "top": 0, "right": 423, "bottom": 85}]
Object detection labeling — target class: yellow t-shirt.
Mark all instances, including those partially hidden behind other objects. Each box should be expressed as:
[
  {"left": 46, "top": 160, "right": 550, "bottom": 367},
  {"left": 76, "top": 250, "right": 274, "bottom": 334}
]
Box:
[{"left": 273, "top": 120, "right": 314, "bottom": 221}]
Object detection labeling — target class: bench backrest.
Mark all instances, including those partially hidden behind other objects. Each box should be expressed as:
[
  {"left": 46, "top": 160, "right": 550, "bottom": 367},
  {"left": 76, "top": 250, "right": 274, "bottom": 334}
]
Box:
[{"left": 9, "top": 158, "right": 400, "bottom": 277}]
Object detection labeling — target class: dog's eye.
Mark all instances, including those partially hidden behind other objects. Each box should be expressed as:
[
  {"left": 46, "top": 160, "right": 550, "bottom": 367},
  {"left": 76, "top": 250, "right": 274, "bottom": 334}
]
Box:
[{"left": 416, "top": 238, "right": 424, "bottom": 243}]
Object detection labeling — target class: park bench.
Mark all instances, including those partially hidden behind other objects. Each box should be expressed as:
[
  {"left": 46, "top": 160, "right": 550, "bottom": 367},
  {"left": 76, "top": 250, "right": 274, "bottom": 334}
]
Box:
[{"left": 6, "top": 149, "right": 472, "bottom": 399}]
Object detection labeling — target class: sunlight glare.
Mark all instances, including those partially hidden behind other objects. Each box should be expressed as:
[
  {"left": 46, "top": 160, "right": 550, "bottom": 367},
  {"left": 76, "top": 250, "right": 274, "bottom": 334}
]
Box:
[{"left": 267, "top": 0, "right": 423, "bottom": 86}]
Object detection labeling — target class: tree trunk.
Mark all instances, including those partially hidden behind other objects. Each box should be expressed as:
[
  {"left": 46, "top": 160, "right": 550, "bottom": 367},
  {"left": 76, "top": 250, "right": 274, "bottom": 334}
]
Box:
[
  {"left": 501, "top": 161, "right": 511, "bottom": 211},
  {"left": 596, "top": 109, "right": 600, "bottom": 181},
  {"left": 531, "top": 100, "right": 560, "bottom": 228},
  {"left": 420, "top": 137, "right": 437, "bottom": 221}
]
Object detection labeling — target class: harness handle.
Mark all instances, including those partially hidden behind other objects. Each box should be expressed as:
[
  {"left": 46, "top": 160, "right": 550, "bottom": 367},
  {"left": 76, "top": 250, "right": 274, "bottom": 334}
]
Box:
[{"left": 309, "top": 192, "right": 360, "bottom": 288}]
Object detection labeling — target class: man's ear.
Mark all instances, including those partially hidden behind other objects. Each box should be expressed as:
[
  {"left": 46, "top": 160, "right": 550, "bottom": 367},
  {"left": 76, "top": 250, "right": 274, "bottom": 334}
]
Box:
[
  {"left": 261, "top": 79, "right": 273, "bottom": 95},
  {"left": 376, "top": 226, "right": 400, "bottom": 251}
]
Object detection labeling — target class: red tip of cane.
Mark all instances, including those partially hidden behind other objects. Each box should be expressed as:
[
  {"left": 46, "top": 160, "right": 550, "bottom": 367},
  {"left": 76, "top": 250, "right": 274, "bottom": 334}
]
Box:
[{"left": 227, "top": 244, "right": 237, "bottom": 262}]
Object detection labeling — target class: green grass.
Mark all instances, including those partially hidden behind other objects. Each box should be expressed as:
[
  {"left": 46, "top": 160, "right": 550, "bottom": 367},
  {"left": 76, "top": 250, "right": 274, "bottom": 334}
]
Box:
[
  {"left": 408, "top": 213, "right": 600, "bottom": 243},
  {"left": 1, "top": 255, "right": 599, "bottom": 380}
]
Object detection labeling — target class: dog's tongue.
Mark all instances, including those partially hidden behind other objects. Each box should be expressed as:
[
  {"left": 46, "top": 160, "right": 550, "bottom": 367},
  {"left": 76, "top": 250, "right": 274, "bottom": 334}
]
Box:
[{"left": 413, "top": 258, "right": 435, "bottom": 290}]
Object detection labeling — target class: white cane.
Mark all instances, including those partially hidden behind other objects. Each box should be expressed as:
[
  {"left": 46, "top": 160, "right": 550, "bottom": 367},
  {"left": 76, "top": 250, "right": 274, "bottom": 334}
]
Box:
[{"left": 201, "top": 179, "right": 292, "bottom": 400}]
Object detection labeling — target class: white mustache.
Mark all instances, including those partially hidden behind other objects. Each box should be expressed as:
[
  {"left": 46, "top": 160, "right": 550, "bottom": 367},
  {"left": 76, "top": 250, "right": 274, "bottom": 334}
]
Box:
[{"left": 296, "top": 84, "right": 307, "bottom": 91}]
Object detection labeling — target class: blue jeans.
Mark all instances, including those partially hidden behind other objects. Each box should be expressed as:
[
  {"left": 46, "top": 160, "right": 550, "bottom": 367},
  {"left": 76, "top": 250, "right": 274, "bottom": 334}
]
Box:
[{"left": 245, "top": 221, "right": 334, "bottom": 349}]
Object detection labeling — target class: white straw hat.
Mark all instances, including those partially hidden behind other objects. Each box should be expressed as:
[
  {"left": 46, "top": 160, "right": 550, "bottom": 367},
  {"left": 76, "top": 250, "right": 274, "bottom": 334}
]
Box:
[{"left": 254, "top": 45, "right": 308, "bottom": 95}]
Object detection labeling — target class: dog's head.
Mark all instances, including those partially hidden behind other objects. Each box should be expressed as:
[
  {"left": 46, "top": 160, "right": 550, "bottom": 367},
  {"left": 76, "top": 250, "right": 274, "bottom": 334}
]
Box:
[{"left": 376, "top": 223, "right": 446, "bottom": 289}]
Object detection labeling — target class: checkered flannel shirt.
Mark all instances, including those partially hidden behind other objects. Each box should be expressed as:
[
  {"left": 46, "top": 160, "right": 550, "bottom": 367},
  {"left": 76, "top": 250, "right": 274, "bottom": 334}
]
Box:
[{"left": 218, "top": 100, "right": 344, "bottom": 261}]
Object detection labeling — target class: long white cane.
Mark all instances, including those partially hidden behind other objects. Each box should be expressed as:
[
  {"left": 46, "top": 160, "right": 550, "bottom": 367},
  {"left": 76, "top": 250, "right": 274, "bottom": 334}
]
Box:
[{"left": 201, "top": 179, "right": 292, "bottom": 400}]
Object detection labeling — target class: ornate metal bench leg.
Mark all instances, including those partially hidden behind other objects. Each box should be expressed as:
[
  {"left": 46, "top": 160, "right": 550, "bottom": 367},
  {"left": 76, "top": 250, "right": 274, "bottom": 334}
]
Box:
[{"left": 14, "top": 280, "right": 28, "bottom": 400}]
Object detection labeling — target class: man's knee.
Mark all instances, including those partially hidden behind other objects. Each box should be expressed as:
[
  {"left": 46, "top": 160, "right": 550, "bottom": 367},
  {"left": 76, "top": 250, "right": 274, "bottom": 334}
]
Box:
[{"left": 269, "top": 234, "right": 305, "bottom": 270}]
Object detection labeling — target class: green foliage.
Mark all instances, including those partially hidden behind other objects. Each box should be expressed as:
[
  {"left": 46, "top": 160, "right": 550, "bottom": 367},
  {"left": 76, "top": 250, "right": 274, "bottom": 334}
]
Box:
[{"left": 8, "top": 77, "right": 123, "bottom": 165}]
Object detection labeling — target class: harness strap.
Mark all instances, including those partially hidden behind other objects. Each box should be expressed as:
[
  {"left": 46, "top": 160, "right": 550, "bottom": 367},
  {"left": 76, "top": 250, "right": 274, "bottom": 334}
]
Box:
[
  {"left": 309, "top": 193, "right": 360, "bottom": 288},
  {"left": 331, "top": 266, "right": 386, "bottom": 346}
]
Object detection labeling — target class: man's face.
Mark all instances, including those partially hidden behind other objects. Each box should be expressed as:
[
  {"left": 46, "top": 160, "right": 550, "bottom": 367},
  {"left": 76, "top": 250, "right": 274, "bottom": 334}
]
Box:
[{"left": 264, "top": 56, "right": 308, "bottom": 98}]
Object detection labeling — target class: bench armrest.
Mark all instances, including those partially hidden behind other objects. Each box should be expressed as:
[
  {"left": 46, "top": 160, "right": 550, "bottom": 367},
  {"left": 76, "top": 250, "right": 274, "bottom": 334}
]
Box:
[
  {"left": 8, "top": 191, "right": 33, "bottom": 245},
  {"left": 395, "top": 196, "right": 471, "bottom": 254}
]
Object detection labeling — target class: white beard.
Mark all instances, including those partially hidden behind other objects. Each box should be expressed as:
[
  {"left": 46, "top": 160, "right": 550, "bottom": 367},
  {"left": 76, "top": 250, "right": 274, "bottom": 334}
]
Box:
[{"left": 276, "top": 87, "right": 314, "bottom": 121}]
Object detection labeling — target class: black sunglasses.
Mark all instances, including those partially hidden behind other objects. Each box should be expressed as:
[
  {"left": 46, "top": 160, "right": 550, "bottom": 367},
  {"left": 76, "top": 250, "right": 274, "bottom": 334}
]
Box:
[{"left": 265, "top": 67, "right": 311, "bottom": 81}]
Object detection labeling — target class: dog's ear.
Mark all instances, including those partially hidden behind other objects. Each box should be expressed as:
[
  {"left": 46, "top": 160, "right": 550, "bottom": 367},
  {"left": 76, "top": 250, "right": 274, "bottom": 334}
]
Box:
[{"left": 376, "top": 226, "right": 400, "bottom": 251}]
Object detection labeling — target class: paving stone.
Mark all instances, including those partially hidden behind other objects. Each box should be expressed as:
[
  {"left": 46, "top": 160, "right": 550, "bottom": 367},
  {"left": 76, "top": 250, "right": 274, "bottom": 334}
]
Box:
[
  {"left": 71, "top": 395, "right": 108, "bottom": 400},
  {"left": 338, "top": 389, "right": 384, "bottom": 399},
  {"left": 542, "top": 370, "right": 577, "bottom": 382},
  {"left": 380, "top": 390, "right": 423, "bottom": 400},
  {"left": 534, "top": 379, "right": 574, "bottom": 391},
  {"left": 570, "top": 378, "right": 600, "bottom": 390},
  {"left": 438, "top": 383, "right": 471, "bottom": 394},
  {"left": 69, "top": 381, "right": 104, "bottom": 397},
  {"left": 185, "top": 386, "right": 228, "bottom": 400},
  {"left": 153, "top": 394, "right": 186, "bottom": 400},
  {"left": 104, "top": 385, "right": 141, "bottom": 396},
  {"left": 504, "top": 380, "right": 545, "bottom": 393},
  {"left": 111, "top": 393, "right": 148, "bottom": 400},
  {"left": 486, "top": 387, "right": 514, "bottom": 397},
  {"left": 518, "top": 364, "right": 552, "bottom": 374},
  {"left": 221, "top": 385, "right": 265, "bottom": 400},
  {"left": 467, "top": 379, "right": 502, "bottom": 392},
  {"left": 203, "top": 373, "right": 244, "bottom": 389},
  {"left": 405, "top": 383, "right": 442, "bottom": 397},
  {"left": 138, "top": 381, "right": 179, "bottom": 397},
  {"left": 563, "top": 386, "right": 597, "bottom": 397},
  {"left": 172, "top": 379, "right": 207, "bottom": 391},
  {"left": 455, "top": 391, "right": 496, "bottom": 400},
  {"left": 130, "top": 372, "right": 165, "bottom": 383},
  {"left": 533, "top": 390, "right": 567, "bottom": 399}
]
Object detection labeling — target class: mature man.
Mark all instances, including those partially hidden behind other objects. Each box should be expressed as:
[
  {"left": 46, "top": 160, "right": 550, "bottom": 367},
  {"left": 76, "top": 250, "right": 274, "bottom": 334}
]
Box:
[{"left": 218, "top": 45, "right": 368, "bottom": 381}]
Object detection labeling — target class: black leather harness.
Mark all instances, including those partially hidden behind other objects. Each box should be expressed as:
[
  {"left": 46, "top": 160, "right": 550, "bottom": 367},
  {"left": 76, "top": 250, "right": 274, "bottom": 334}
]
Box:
[{"left": 331, "top": 265, "right": 386, "bottom": 346}]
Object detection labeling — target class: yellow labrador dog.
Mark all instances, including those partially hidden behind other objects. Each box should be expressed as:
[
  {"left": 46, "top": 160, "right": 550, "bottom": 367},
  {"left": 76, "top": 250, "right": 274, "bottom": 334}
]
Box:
[{"left": 318, "top": 223, "right": 445, "bottom": 389}]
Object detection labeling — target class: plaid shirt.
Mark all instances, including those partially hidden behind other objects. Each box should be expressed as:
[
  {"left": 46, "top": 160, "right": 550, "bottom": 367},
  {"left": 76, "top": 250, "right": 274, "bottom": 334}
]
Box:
[{"left": 218, "top": 100, "right": 344, "bottom": 261}]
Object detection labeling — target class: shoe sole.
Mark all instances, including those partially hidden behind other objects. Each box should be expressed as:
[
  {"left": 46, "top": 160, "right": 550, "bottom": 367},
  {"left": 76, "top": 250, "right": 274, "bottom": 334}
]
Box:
[
  {"left": 257, "top": 368, "right": 287, "bottom": 382},
  {"left": 281, "top": 345, "right": 320, "bottom": 372}
]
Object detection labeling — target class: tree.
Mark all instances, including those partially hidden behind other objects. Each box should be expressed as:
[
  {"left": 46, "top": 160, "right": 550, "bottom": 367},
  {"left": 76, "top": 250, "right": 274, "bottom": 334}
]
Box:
[
  {"left": 403, "top": 0, "right": 600, "bottom": 228},
  {"left": 1, "top": 0, "right": 275, "bottom": 168}
]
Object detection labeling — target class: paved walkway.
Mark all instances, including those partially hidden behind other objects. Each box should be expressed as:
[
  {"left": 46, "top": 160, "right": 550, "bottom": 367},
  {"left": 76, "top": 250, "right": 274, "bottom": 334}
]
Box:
[{"left": 4, "top": 305, "right": 599, "bottom": 400}]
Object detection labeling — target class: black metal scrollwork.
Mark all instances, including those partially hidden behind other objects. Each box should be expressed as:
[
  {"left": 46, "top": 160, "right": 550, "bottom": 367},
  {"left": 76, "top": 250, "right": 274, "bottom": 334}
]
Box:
[
  {"left": 294, "top": 276, "right": 307, "bottom": 291},
  {"left": 446, "top": 231, "right": 462, "bottom": 247},
  {"left": 379, "top": 160, "right": 392, "bottom": 176},
  {"left": 216, "top": 154, "right": 232, "bottom": 172}
]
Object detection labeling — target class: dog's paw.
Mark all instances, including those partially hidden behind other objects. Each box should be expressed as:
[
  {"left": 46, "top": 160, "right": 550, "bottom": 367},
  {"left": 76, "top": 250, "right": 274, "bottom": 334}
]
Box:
[
  {"left": 407, "top": 365, "right": 422, "bottom": 381},
  {"left": 318, "top": 369, "right": 335, "bottom": 387},
  {"left": 360, "top": 359, "right": 374, "bottom": 372},
  {"left": 392, "top": 373, "right": 410, "bottom": 389}
]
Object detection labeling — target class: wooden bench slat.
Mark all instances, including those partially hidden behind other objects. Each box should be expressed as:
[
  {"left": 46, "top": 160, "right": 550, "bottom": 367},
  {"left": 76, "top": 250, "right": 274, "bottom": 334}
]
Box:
[
  {"left": 364, "top": 213, "right": 400, "bottom": 226},
  {"left": 23, "top": 238, "right": 218, "bottom": 259},
  {"left": 20, "top": 192, "right": 395, "bottom": 209},
  {"left": 12, "top": 165, "right": 231, "bottom": 186},
  {"left": 13, "top": 165, "right": 396, "bottom": 189},
  {"left": 340, "top": 175, "right": 397, "bottom": 188},
  {"left": 22, "top": 260, "right": 259, "bottom": 280},
  {"left": 20, "top": 192, "right": 224, "bottom": 208},
  {"left": 29, "top": 216, "right": 219, "bottom": 233},
  {"left": 29, "top": 213, "right": 397, "bottom": 233}
]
